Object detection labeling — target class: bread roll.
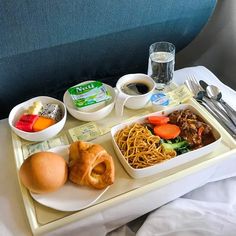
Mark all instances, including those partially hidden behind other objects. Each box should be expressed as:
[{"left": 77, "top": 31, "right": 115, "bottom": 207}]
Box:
[
  {"left": 19, "top": 152, "right": 68, "bottom": 194},
  {"left": 68, "top": 141, "right": 115, "bottom": 189}
]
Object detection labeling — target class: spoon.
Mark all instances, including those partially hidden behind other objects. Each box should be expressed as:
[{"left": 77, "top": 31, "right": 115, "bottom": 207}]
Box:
[
  {"left": 196, "top": 91, "right": 236, "bottom": 137},
  {"left": 122, "top": 83, "right": 149, "bottom": 95},
  {"left": 199, "top": 80, "right": 236, "bottom": 126},
  {"left": 206, "top": 84, "right": 236, "bottom": 126},
  {"left": 185, "top": 79, "right": 236, "bottom": 137}
]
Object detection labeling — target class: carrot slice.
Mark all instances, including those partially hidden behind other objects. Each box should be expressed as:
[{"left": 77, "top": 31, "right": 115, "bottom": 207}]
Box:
[
  {"left": 148, "top": 116, "right": 169, "bottom": 125},
  {"left": 154, "top": 124, "right": 180, "bottom": 139},
  {"left": 198, "top": 126, "right": 204, "bottom": 137}
]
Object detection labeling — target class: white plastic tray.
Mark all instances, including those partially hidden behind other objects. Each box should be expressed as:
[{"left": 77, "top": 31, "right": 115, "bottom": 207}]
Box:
[{"left": 11, "top": 98, "right": 236, "bottom": 235}]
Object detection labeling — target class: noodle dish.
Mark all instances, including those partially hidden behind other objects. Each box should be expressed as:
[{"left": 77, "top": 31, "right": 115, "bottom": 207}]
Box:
[{"left": 111, "top": 104, "right": 222, "bottom": 178}]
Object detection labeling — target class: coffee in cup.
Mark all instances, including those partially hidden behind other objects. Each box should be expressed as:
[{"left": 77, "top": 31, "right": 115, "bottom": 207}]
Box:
[{"left": 115, "top": 73, "right": 155, "bottom": 116}]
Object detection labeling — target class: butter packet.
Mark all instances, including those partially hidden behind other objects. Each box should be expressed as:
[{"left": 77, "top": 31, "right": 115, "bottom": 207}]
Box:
[
  {"left": 21, "top": 133, "right": 69, "bottom": 158},
  {"left": 68, "top": 122, "right": 102, "bottom": 142},
  {"left": 167, "top": 84, "right": 194, "bottom": 106},
  {"left": 68, "top": 81, "right": 111, "bottom": 111}
]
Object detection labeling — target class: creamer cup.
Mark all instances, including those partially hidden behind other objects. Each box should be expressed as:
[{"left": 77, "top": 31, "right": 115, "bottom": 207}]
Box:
[{"left": 151, "top": 92, "right": 170, "bottom": 111}]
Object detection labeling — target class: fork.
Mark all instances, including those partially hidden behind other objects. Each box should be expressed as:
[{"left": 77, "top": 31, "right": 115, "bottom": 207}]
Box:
[
  {"left": 185, "top": 75, "right": 201, "bottom": 95},
  {"left": 185, "top": 74, "right": 234, "bottom": 121},
  {"left": 185, "top": 74, "right": 236, "bottom": 138}
]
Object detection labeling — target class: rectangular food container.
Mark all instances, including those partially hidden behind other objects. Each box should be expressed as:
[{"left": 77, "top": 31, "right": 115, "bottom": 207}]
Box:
[{"left": 111, "top": 104, "right": 222, "bottom": 178}]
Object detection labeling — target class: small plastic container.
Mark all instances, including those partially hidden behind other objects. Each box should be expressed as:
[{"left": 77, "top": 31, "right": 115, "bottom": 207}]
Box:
[
  {"left": 67, "top": 81, "right": 112, "bottom": 112},
  {"left": 150, "top": 92, "right": 170, "bottom": 111}
]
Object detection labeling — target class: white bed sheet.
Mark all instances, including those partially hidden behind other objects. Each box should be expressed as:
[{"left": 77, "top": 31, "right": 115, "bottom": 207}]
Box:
[
  {"left": 108, "top": 66, "right": 236, "bottom": 236},
  {"left": 137, "top": 177, "right": 236, "bottom": 236}
]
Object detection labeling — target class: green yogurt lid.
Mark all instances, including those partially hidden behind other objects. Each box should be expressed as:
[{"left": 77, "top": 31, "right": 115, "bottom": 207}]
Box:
[{"left": 68, "top": 81, "right": 111, "bottom": 109}]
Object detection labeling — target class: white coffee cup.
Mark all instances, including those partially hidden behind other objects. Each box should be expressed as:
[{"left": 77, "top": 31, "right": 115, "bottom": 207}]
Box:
[{"left": 115, "top": 73, "right": 155, "bottom": 116}]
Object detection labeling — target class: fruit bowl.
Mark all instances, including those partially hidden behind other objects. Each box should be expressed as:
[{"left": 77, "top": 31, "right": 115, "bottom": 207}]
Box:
[{"left": 8, "top": 96, "right": 67, "bottom": 142}]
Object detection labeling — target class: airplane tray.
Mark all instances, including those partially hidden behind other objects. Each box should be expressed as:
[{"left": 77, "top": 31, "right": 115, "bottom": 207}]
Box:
[{"left": 11, "top": 98, "right": 236, "bottom": 235}]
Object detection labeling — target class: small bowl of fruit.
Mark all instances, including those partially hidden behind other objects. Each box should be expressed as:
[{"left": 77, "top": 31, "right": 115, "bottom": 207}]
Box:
[{"left": 8, "top": 96, "right": 67, "bottom": 142}]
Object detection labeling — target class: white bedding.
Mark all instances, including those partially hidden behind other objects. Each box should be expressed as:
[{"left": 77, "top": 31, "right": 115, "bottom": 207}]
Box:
[
  {"left": 137, "top": 177, "right": 236, "bottom": 236},
  {"left": 108, "top": 66, "right": 236, "bottom": 236}
]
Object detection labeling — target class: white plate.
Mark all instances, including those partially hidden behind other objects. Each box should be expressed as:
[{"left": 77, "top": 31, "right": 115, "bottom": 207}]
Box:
[{"left": 30, "top": 145, "right": 109, "bottom": 211}]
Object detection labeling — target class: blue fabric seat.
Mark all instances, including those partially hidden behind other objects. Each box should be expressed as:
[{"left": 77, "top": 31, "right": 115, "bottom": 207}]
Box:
[{"left": 0, "top": 0, "right": 216, "bottom": 118}]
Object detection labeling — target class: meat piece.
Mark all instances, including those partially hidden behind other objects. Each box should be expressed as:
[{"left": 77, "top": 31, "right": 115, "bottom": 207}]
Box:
[{"left": 168, "top": 109, "right": 214, "bottom": 148}]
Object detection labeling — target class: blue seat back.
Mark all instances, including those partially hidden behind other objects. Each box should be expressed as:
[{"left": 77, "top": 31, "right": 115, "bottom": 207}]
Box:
[{"left": 0, "top": 0, "right": 216, "bottom": 118}]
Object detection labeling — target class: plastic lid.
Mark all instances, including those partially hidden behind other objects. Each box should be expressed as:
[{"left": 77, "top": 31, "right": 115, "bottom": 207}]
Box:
[{"left": 151, "top": 92, "right": 170, "bottom": 111}]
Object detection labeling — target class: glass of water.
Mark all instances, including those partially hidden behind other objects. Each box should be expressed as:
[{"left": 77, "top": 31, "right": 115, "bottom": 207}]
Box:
[{"left": 148, "top": 41, "right": 175, "bottom": 90}]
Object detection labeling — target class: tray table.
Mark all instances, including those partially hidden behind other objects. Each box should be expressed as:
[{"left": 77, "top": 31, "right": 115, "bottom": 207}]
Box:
[{"left": 11, "top": 98, "right": 236, "bottom": 235}]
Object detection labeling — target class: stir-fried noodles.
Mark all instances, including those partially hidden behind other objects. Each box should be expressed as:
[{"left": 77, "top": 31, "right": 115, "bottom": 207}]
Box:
[{"left": 115, "top": 123, "right": 176, "bottom": 169}]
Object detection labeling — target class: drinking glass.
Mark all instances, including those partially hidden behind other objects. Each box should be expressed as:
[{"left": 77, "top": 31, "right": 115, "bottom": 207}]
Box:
[{"left": 148, "top": 41, "right": 175, "bottom": 90}]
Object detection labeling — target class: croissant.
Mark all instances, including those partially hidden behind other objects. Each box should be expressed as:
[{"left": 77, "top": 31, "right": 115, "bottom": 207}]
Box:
[{"left": 68, "top": 141, "right": 115, "bottom": 189}]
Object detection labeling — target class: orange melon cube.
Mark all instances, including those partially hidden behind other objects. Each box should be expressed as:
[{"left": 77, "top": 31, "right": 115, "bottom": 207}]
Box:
[{"left": 32, "top": 116, "right": 56, "bottom": 132}]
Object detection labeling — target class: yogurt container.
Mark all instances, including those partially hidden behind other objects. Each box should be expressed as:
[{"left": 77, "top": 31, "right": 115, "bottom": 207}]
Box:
[{"left": 67, "top": 81, "right": 112, "bottom": 112}]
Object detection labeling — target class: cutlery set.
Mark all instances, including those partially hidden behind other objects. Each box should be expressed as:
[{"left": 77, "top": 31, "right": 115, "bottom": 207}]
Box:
[
  {"left": 200, "top": 80, "right": 236, "bottom": 126},
  {"left": 185, "top": 75, "right": 236, "bottom": 139}
]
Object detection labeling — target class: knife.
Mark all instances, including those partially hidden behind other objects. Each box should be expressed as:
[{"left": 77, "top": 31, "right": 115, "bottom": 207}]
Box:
[
  {"left": 199, "top": 80, "right": 236, "bottom": 126},
  {"left": 198, "top": 97, "right": 236, "bottom": 139},
  {"left": 185, "top": 79, "right": 236, "bottom": 138},
  {"left": 199, "top": 80, "right": 208, "bottom": 91}
]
